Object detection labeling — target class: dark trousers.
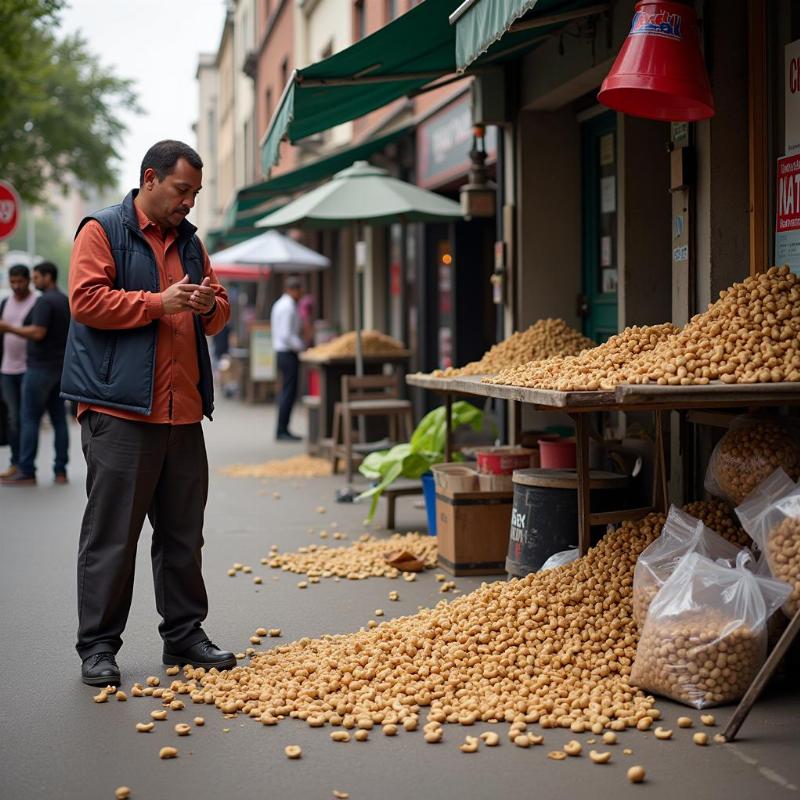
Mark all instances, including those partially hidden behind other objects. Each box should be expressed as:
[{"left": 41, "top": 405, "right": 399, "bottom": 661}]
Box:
[
  {"left": 276, "top": 351, "right": 299, "bottom": 435},
  {"left": 0, "top": 372, "right": 23, "bottom": 466},
  {"left": 76, "top": 412, "right": 209, "bottom": 659},
  {"left": 18, "top": 366, "right": 69, "bottom": 477}
]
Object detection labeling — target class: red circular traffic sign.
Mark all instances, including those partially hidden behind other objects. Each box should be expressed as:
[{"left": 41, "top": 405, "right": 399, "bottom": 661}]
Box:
[{"left": 0, "top": 181, "right": 20, "bottom": 241}]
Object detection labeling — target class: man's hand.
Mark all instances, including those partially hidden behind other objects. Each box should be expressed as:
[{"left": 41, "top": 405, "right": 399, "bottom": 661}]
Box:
[
  {"left": 0, "top": 320, "right": 8, "bottom": 333},
  {"left": 188, "top": 277, "right": 216, "bottom": 316},
  {"left": 161, "top": 275, "right": 200, "bottom": 315}
]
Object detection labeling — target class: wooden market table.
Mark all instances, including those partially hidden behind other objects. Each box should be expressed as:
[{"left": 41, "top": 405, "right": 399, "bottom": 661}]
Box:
[
  {"left": 406, "top": 373, "right": 800, "bottom": 555},
  {"left": 301, "top": 351, "right": 411, "bottom": 450}
]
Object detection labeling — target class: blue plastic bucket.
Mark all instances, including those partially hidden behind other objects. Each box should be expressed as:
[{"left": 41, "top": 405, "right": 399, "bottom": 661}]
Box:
[{"left": 421, "top": 473, "right": 437, "bottom": 536}]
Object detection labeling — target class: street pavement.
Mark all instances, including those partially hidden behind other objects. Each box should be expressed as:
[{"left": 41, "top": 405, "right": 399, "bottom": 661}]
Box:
[{"left": 1, "top": 397, "right": 799, "bottom": 800}]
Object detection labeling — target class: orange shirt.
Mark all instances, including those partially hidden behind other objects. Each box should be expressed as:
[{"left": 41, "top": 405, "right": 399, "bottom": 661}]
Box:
[{"left": 69, "top": 202, "right": 230, "bottom": 424}]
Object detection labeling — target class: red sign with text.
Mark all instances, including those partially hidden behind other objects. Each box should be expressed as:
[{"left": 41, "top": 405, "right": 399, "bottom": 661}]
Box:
[
  {"left": 0, "top": 181, "right": 20, "bottom": 241},
  {"left": 777, "top": 155, "right": 800, "bottom": 232}
]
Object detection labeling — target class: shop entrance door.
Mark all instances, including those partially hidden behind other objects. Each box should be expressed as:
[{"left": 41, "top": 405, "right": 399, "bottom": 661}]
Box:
[{"left": 581, "top": 111, "right": 619, "bottom": 343}]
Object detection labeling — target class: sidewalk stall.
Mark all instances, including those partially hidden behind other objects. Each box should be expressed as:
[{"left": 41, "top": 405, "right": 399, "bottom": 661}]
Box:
[{"left": 226, "top": 0, "right": 800, "bottom": 746}]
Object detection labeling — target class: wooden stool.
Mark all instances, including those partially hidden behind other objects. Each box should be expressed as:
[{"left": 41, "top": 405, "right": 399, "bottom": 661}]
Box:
[
  {"left": 330, "top": 374, "right": 414, "bottom": 482},
  {"left": 382, "top": 480, "right": 424, "bottom": 530}
]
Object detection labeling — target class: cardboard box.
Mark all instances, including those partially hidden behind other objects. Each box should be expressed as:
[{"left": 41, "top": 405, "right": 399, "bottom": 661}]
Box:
[{"left": 435, "top": 486, "right": 513, "bottom": 576}]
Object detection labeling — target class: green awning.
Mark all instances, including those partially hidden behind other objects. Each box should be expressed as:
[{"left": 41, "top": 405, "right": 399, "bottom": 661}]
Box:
[
  {"left": 262, "top": 0, "right": 460, "bottom": 174},
  {"left": 452, "top": 0, "right": 609, "bottom": 71},
  {"left": 241, "top": 124, "right": 413, "bottom": 222},
  {"left": 212, "top": 125, "right": 414, "bottom": 251},
  {"left": 261, "top": 0, "right": 608, "bottom": 174}
]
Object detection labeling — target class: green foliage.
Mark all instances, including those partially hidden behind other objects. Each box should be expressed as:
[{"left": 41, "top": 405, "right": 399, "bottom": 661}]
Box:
[
  {"left": 357, "top": 401, "right": 485, "bottom": 522},
  {"left": 0, "top": 0, "right": 140, "bottom": 204}
]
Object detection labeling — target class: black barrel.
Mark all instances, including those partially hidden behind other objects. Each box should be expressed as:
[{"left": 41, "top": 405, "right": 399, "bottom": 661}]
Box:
[{"left": 506, "top": 469, "right": 629, "bottom": 577}]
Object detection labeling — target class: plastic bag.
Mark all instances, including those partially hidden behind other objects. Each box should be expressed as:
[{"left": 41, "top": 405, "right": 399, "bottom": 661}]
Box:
[
  {"left": 736, "top": 468, "right": 800, "bottom": 616},
  {"left": 704, "top": 416, "right": 800, "bottom": 505},
  {"left": 631, "top": 551, "right": 791, "bottom": 708},
  {"left": 539, "top": 547, "right": 579, "bottom": 572},
  {"left": 633, "top": 506, "right": 743, "bottom": 626}
]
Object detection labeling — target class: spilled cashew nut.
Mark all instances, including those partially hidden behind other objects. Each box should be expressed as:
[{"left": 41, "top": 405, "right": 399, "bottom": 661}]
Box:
[
  {"left": 589, "top": 750, "right": 612, "bottom": 764},
  {"left": 285, "top": 745, "right": 302, "bottom": 759},
  {"left": 136, "top": 722, "right": 155, "bottom": 733},
  {"left": 159, "top": 747, "right": 178, "bottom": 759},
  {"left": 460, "top": 736, "right": 479, "bottom": 753},
  {"left": 479, "top": 731, "right": 500, "bottom": 746},
  {"left": 563, "top": 740, "right": 582, "bottom": 756},
  {"left": 654, "top": 727, "right": 672, "bottom": 740}
]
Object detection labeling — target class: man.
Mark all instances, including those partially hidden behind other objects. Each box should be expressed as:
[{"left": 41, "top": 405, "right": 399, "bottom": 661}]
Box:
[
  {"left": 61, "top": 140, "right": 235, "bottom": 686},
  {"left": 0, "top": 262, "right": 70, "bottom": 486},
  {"left": 270, "top": 275, "right": 304, "bottom": 441},
  {"left": 0, "top": 265, "right": 38, "bottom": 478}
]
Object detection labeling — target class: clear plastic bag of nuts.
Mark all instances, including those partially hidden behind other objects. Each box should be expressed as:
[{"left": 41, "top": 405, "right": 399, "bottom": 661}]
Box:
[
  {"left": 736, "top": 468, "right": 800, "bottom": 616},
  {"left": 539, "top": 547, "right": 579, "bottom": 572},
  {"left": 630, "top": 551, "right": 790, "bottom": 708},
  {"left": 704, "top": 416, "right": 800, "bottom": 505},
  {"left": 632, "top": 506, "right": 743, "bottom": 627}
]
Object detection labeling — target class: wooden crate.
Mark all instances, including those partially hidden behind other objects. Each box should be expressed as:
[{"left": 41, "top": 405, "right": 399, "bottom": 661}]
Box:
[{"left": 435, "top": 487, "right": 513, "bottom": 576}]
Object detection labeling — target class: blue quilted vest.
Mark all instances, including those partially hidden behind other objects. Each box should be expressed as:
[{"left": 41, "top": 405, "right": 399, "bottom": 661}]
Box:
[{"left": 60, "top": 190, "right": 215, "bottom": 420}]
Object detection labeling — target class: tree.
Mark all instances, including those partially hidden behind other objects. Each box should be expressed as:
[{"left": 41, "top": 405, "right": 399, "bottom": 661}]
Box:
[{"left": 0, "top": 0, "right": 140, "bottom": 205}]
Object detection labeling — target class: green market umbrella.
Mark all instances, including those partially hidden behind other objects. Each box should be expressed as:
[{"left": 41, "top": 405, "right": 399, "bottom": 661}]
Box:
[{"left": 256, "top": 160, "right": 463, "bottom": 375}]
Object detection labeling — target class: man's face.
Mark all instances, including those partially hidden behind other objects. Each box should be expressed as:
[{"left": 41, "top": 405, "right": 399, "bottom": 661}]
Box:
[
  {"left": 288, "top": 287, "right": 303, "bottom": 302},
  {"left": 142, "top": 157, "right": 202, "bottom": 229},
  {"left": 9, "top": 274, "right": 30, "bottom": 297},
  {"left": 32, "top": 271, "right": 48, "bottom": 291}
]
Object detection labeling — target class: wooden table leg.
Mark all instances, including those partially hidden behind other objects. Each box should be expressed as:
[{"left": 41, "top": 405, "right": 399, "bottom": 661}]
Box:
[
  {"left": 653, "top": 410, "right": 669, "bottom": 512},
  {"left": 574, "top": 414, "right": 591, "bottom": 556},
  {"left": 445, "top": 393, "right": 453, "bottom": 463},
  {"left": 722, "top": 605, "right": 800, "bottom": 742}
]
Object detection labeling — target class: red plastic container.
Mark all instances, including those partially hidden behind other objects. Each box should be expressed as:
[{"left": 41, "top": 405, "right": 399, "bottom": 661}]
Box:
[
  {"left": 539, "top": 438, "right": 577, "bottom": 470},
  {"left": 308, "top": 368, "right": 320, "bottom": 397},
  {"left": 598, "top": 1, "right": 714, "bottom": 122},
  {"left": 476, "top": 447, "right": 534, "bottom": 475}
]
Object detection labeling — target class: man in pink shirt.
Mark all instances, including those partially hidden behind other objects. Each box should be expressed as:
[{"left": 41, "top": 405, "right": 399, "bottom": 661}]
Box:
[{"left": 0, "top": 265, "right": 38, "bottom": 478}]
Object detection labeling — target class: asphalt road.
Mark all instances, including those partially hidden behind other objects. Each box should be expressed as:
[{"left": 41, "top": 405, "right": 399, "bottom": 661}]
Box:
[{"left": 1, "top": 398, "right": 799, "bottom": 800}]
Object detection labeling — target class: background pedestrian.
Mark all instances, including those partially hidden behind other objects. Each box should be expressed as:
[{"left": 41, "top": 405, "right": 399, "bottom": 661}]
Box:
[
  {"left": 0, "top": 262, "right": 70, "bottom": 486},
  {"left": 270, "top": 274, "right": 305, "bottom": 441},
  {"left": 0, "top": 264, "right": 38, "bottom": 478}
]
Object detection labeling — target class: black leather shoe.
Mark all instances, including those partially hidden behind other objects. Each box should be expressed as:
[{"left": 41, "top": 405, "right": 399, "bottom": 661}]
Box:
[
  {"left": 163, "top": 639, "right": 236, "bottom": 670},
  {"left": 81, "top": 652, "right": 121, "bottom": 686},
  {"left": 276, "top": 431, "right": 302, "bottom": 441}
]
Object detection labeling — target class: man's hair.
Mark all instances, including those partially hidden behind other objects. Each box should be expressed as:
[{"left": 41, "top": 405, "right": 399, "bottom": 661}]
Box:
[
  {"left": 285, "top": 275, "right": 303, "bottom": 291},
  {"left": 34, "top": 261, "right": 58, "bottom": 282},
  {"left": 139, "top": 140, "right": 203, "bottom": 185},
  {"left": 8, "top": 264, "right": 29, "bottom": 280}
]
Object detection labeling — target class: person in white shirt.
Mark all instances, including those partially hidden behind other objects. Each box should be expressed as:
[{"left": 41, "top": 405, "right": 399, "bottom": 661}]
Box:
[
  {"left": 0, "top": 265, "right": 38, "bottom": 478},
  {"left": 270, "top": 275, "right": 305, "bottom": 441}
]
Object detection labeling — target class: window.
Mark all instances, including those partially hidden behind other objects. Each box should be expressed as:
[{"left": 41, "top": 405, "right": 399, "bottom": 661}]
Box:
[
  {"left": 265, "top": 88, "right": 273, "bottom": 126},
  {"left": 385, "top": 0, "right": 396, "bottom": 21},
  {"left": 354, "top": 0, "right": 366, "bottom": 40},
  {"left": 281, "top": 57, "right": 289, "bottom": 89}
]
